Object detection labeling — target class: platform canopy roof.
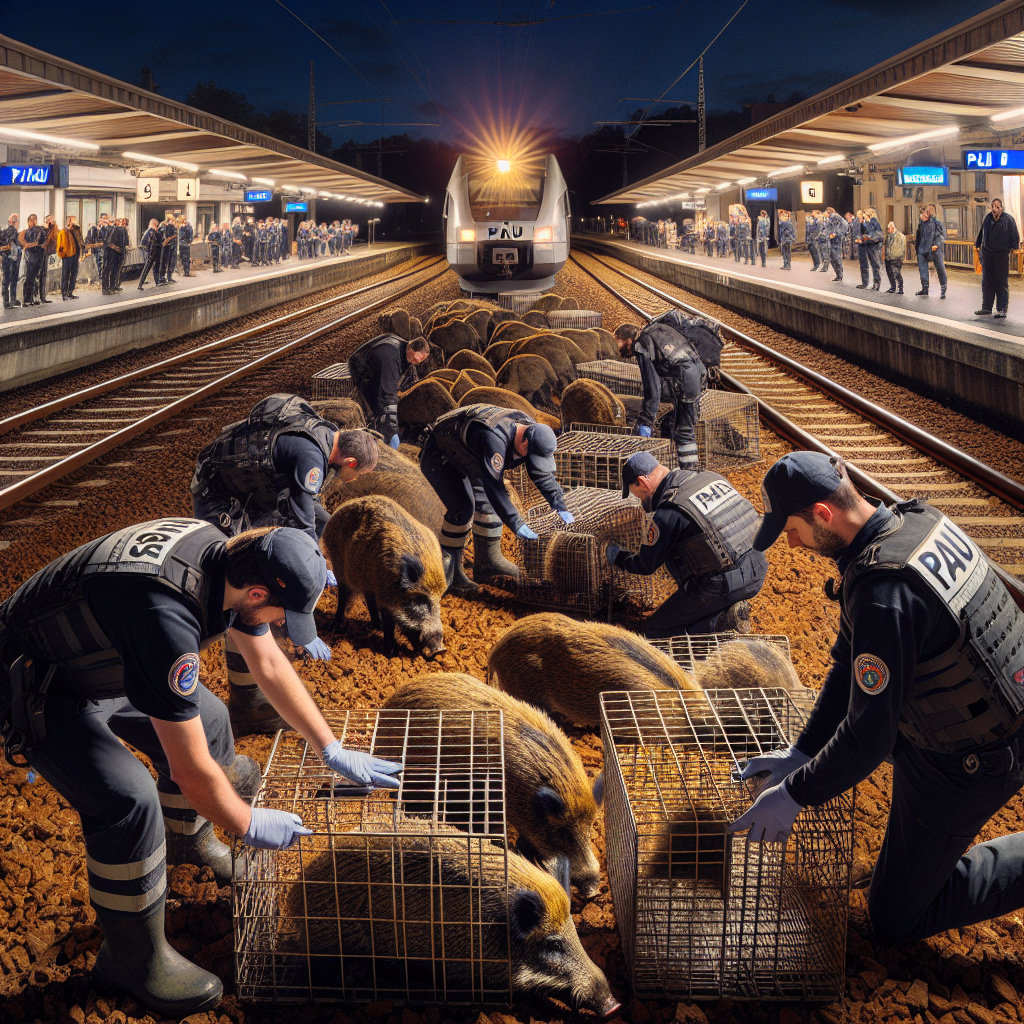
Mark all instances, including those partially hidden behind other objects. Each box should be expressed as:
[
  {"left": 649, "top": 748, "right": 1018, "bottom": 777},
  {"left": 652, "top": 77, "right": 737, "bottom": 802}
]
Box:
[
  {"left": 0, "top": 36, "right": 426, "bottom": 204},
  {"left": 595, "top": 0, "right": 1024, "bottom": 205}
]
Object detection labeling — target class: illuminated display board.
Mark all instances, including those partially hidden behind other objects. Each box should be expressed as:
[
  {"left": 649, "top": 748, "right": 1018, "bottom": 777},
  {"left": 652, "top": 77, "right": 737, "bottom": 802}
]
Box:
[
  {"left": 285, "top": 201, "right": 308, "bottom": 212},
  {"left": 962, "top": 149, "right": 1024, "bottom": 170},
  {"left": 745, "top": 187, "right": 778, "bottom": 202},
  {"left": 897, "top": 166, "right": 949, "bottom": 187},
  {"left": 245, "top": 189, "right": 273, "bottom": 202},
  {"left": 0, "top": 164, "right": 55, "bottom": 187}
]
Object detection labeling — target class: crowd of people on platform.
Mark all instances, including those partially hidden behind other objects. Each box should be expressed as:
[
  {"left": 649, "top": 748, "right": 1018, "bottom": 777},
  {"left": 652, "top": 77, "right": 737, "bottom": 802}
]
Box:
[
  {"left": 297, "top": 219, "right": 357, "bottom": 259},
  {"left": 628, "top": 198, "right": 1020, "bottom": 317}
]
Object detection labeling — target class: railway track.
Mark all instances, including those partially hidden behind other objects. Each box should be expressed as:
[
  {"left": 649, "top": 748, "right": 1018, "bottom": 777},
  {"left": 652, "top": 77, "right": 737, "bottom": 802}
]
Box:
[
  {"left": 570, "top": 248, "right": 1024, "bottom": 594},
  {"left": 0, "top": 256, "right": 448, "bottom": 512}
]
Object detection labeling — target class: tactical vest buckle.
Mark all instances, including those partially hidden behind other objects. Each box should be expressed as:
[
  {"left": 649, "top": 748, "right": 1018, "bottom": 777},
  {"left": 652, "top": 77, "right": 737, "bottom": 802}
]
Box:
[{"left": 962, "top": 753, "right": 980, "bottom": 775}]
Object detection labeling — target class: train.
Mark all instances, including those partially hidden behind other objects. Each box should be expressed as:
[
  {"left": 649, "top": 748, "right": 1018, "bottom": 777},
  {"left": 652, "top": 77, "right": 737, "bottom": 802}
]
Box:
[{"left": 443, "top": 152, "right": 571, "bottom": 294}]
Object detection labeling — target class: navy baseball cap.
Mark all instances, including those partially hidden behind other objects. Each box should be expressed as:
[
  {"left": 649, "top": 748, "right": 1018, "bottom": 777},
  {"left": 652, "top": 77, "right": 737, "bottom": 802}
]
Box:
[
  {"left": 754, "top": 452, "right": 843, "bottom": 551},
  {"left": 524, "top": 423, "right": 558, "bottom": 475},
  {"left": 621, "top": 451, "right": 661, "bottom": 498},
  {"left": 253, "top": 528, "right": 327, "bottom": 646}
]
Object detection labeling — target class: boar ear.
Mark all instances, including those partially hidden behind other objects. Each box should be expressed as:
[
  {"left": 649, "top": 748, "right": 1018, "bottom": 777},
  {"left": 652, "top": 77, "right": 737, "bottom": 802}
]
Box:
[
  {"left": 510, "top": 888, "right": 544, "bottom": 939},
  {"left": 398, "top": 554, "right": 425, "bottom": 589},
  {"left": 533, "top": 785, "right": 566, "bottom": 819},
  {"left": 544, "top": 853, "right": 571, "bottom": 896},
  {"left": 592, "top": 773, "right": 604, "bottom": 808}
]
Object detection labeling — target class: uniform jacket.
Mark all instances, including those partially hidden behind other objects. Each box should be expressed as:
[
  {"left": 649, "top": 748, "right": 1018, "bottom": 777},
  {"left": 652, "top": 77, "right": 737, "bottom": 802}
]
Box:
[
  {"left": 863, "top": 217, "right": 884, "bottom": 247},
  {"left": 179, "top": 223, "right": 194, "bottom": 246},
  {"left": 916, "top": 215, "right": 945, "bottom": 252},
  {"left": 141, "top": 227, "right": 160, "bottom": 252},
  {"left": 777, "top": 220, "right": 796, "bottom": 245},
  {"left": 976, "top": 212, "right": 1021, "bottom": 254},
  {"left": 805, "top": 216, "right": 821, "bottom": 241},
  {"left": 756, "top": 216, "right": 770, "bottom": 240},
  {"left": 0, "top": 225, "right": 20, "bottom": 260},
  {"left": 825, "top": 214, "right": 848, "bottom": 240}
]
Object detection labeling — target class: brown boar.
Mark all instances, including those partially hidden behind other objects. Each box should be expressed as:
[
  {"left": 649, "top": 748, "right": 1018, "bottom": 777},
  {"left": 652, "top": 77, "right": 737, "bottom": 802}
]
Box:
[
  {"left": 483, "top": 339, "right": 518, "bottom": 370},
  {"left": 559, "top": 379, "right": 626, "bottom": 429},
  {"left": 530, "top": 293, "right": 564, "bottom": 313},
  {"left": 463, "top": 307, "right": 495, "bottom": 346},
  {"left": 593, "top": 327, "right": 620, "bottom": 358},
  {"left": 458, "top": 386, "right": 561, "bottom": 431},
  {"left": 521, "top": 309, "right": 550, "bottom": 329},
  {"left": 378, "top": 307, "right": 412, "bottom": 340},
  {"left": 555, "top": 329, "right": 603, "bottom": 362},
  {"left": 425, "top": 368, "right": 460, "bottom": 387},
  {"left": 495, "top": 354, "right": 560, "bottom": 412},
  {"left": 694, "top": 639, "right": 811, "bottom": 706},
  {"left": 558, "top": 295, "right": 580, "bottom": 310},
  {"left": 311, "top": 397, "right": 366, "bottom": 429},
  {"left": 321, "top": 496, "right": 445, "bottom": 658},
  {"left": 397, "top": 378, "right": 456, "bottom": 438},
  {"left": 489, "top": 320, "right": 537, "bottom": 344},
  {"left": 447, "top": 349, "right": 496, "bottom": 378},
  {"left": 429, "top": 317, "right": 481, "bottom": 356},
  {"left": 451, "top": 369, "right": 495, "bottom": 402}
]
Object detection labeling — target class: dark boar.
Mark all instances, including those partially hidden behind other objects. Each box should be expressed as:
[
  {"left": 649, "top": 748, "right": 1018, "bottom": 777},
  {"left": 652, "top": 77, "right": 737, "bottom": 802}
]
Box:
[
  {"left": 495, "top": 354, "right": 560, "bottom": 412},
  {"left": 397, "top": 378, "right": 456, "bottom": 437},
  {"left": 521, "top": 309, "right": 550, "bottom": 329},
  {"left": 311, "top": 397, "right": 366, "bottom": 429},
  {"left": 489, "top": 320, "right": 536, "bottom": 344},
  {"left": 429, "top": 317, "right": 481, "bottom": 356},
  {"left": 458, "top": 386, "right": 561, "bottom": 431},
  {"left": 378, "top": 307, "right": 412, "bottom": 340},
  {"left": 451, "top": 369, "right": 495, "bottom": 402},
  {"left": 463, "top": 307, "right": 495, "bottom": 345},
  {"left": 447, "top": 349, "right": 496, "bottom": 378},
  {"left": 559, "top": 379, "right": 626, "bottom": 429},
  {"left": 483, "top": 339, "right": 518, "bottom": 370},
  {"left": 593, "top": 327, "right": 620, "bottom": 359},
  {"left": 530, "top": 293, "right": 563, "bottom": 313}
]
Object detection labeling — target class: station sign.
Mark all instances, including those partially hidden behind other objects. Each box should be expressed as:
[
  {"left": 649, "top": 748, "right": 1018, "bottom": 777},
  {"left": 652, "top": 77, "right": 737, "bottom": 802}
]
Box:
[
  {"left": 136, "top": 177, "right": 160, "bottom": 202},
  {"left": 800, "top": 181, "right": 824, "bottom": 204},
  {"left": 897, "top": 166, "right": 949, "bottom": 187},
  {"left": 962, "top": 149, "right": 1024, "bottom": 171},
  {"left": 745, "top": 187, "right": 777, "bottom": 202},
  {"left": 245, "top": 189, "right": 273, "bottom": 203},
  {"left": 0, "top": 163, "right": 68, "bottom": 188},
  {"left": 285, "top": 201, "right": 308, "bottom": 212},
  {"left": 176, "top": 178, "right": 199, "bottom": 201}
]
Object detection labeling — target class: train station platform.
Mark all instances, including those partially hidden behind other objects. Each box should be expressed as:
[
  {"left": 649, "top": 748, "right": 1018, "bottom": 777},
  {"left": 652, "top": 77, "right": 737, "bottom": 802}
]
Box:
[
  {"left": 0, "top": 241, "right": 439, "bottom": 393},
  {"left": 574, "top": 234, "right": 1024, "bottom": 432}
]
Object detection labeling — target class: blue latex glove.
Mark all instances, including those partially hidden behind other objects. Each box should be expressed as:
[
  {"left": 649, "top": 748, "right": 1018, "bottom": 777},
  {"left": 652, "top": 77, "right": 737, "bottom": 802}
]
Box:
[
  {"left": 739, "top": 746, "right": 811, "bottom": 788},
  {"left": 605, "top": 542, "right": 621, "bottom": 566},
  {"left": 557, "top": 510, "right": 575, "bottom": 525},
  {"left": 516, "top": 524, "right": 539, "bottom": 540},
  {"left": 638, "top": 425, "right": 652, "bottom": 438},
  {"left": 325, "top": 568, "right": 338, "bottom": 587},
  {"left": 242, "top": 808, "right": 313, "bottom": 850},
  {"left": 728, "top": 781, "right": 803, "bottom": 843},
  {"left": 389, "top": 434, "right": 400, "bottom": 450},
  {"left": 322, "top": 739, "right": 403, "bottom": 790},
  {"left": 304, "top": 636, "right": 332, "bottom": 660}
]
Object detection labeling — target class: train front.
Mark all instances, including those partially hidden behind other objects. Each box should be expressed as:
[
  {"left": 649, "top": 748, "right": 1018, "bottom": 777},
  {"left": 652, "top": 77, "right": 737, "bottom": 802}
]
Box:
[{"left": 444, "top": 152, "right": 570, "bottom": 294}]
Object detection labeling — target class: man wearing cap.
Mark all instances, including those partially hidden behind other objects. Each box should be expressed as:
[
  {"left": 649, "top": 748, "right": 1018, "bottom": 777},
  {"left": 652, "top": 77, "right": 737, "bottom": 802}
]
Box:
[
  {"left": 418, "top": 404, "right": 573, "bottom": 595},
  {"left": 613, "top": 316, "right": 706, "bottom": 471},
  {"left": 729, "top": 452, "right": 1024, "bottom": 945},
  {"left": 347, "top": 333, "right": 432, "bottom": 449},
  {"left": 0, "top": 521, "right": 402, "bottom": 1017},
  {"left": 606, "top": 453, "right": 766, "bottom": 636}
]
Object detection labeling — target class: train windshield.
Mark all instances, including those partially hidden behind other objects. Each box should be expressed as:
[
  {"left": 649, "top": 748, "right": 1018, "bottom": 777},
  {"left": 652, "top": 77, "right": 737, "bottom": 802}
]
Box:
[{"left": 467, "top": 171, "right": 545, "bottom": 221}]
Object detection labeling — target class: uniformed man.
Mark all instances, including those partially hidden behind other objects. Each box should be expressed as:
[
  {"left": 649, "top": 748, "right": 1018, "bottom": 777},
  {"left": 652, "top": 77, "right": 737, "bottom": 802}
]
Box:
[
  {"left": 605, "top": 452, "right": 766, "bottom": 635},
  {"left": 755, "top": 210, "right": 771, "bottom": 267},
  {"left": 821, "top": 207, "right": 847, "bottom": 281},
  {"left": 84, "top": 215, "right": 107, "bottom": 283},
  {"left": 1, "top": 213, "right": 20, "bottom": 309},
  {"left": 18, "top": 214, "right": 47, "bottom": 306},
  {"left": 158, "top": 215, "right": 178, "bottom": 285},
  {"left": 101, "top": 217, "right": 128, "bottom": 294},
  {"left": 348, "top": 333, "right": 431, "bottom": 448},
  {"left": 278, "top": 218, "right": 290, "bottom": 260},
  {"left": 715, "top": 220, "right": 728, "bottom": 258},
  {"left": 736, "top": 215, "right": 752, "bottom": 265},
  {"left": 845, "top": 211, "right": 861, "bottom": 265},
  {"left": 178, "top": 218, "right": 195, "bottom": 277},
  {"left": 207, "top": 223, "right": 223, "bottom": 273},
  {"left": 805, "top": 210, "right": 822, "bottom": 270},
  {"left": 916, "top": 205, "right": 948, "bottom": 299},
  {"left": 703, "top": 221, "right": 715, "bottom": 257},
  {"left": 614, "top": 310, "right": 721, "bottom": 470},
  {"left": 857, "top": 207, "right": 884, "bottom": 291},
  {"left": 138, "top": 219, "right": 162, "bottom": 290},
  {"left": 242, "top": 219, "right": 254, "bottom": 263},
  {"left": 419, "top": 404, "right": 573, "bottom": 595},
  {"left": 777, "top": 210, "right": 795, "bottom": 269},
  {"left": 0, "top": 520, "right": 403, "bottom": 1016},
  {"left": 232, "top": 218, "right": 244, "bottom": 267},
  {"left": 730, "top": 451, "right": 1024, "bottom": 945}
]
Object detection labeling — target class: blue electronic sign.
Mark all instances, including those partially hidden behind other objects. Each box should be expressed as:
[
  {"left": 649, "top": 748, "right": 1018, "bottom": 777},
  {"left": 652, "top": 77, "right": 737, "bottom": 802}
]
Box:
[
  {"left": 962, "top": 149, "right": 1024, "bottom": 171},
  {"left": 745, "top": 187, "right": 778, "bottom": 202},
  {"left": 245, "top": 189, "right": 273, "bottom": 202},
  {"left": 285, "top": 201, "right": 308, "bottom": 212},
  {"left": 0, "top": 164, "right": 54, "bottom": 187},
  {"left": 897, "top": 166, "right": 949, "bottom": 187}
]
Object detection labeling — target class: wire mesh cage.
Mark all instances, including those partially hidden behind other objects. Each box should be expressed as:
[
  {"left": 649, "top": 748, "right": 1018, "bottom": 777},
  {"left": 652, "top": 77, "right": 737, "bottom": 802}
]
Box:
[
  {"left": 311, "top": 362, "right": 356, "bottom": 401},
  {"left": 600, "top": 688, "right": 853, "bottom": 1002},
  {"left": 511, "top": 487, "right": 665, "bottom": 615},
  {"left": 547, "top": 309, "right": 603, "bottom": 329},
  {"left": 576, "top": 359, "right": 643, "bottom": 396},
  {"left": 649, "top": 632, "right": 791, "bottom": 671},
  {"left": 234, "top": 708, "right": 512, "bottom": 1006},
  {"left": 497, "top": 291, "right": 543, "bottom": 313}
]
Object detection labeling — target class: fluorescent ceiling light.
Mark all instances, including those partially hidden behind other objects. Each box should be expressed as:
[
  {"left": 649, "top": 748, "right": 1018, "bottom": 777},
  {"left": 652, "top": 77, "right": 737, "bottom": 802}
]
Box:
[
  {"left": 767, "top": 164, "right": 804, "bottom": 177},
  {"left": 0, "top": 126, "right": 100, "bottom": 151},
  {"left": 123, "top": 151, "right": 199, "bottom": 171},
  {"left": 992, "top": 105, "right": 1024, "bottom": 123},
  {"left": 299, "top": 186, "right": 318, "bottom": 194},
  {"left": 319, "top": 191, "right": 333, "bottom": 197},
  {"left": 735, "top": 177, "right": 757, "bottom": 185},
  {"left": 208, "top": 169, "right": 247, "bottom": 180},
  {"left": 251, "top": 177, "right": 275, "bottom": 186},
  {"left": 816, "top": 153, "right": 846, "bottom": 166},
  {"left": 717, "top": 182, "right": 733, "bottom": 190},
  {"left": 695, "top": 187, "right": 710, "bottom": 193},
  {"left": 868, "top": 126, "right": 958, "bottom": 152}
]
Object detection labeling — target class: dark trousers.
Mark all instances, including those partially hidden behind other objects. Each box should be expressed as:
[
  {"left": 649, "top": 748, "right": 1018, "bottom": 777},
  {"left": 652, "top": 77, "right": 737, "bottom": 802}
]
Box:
[
  {"left": 859, "top": 244, "right": 882, "bottom": 285},
  {"left": 885, "top": 258, "right": 904, "bottom": 292},
  {"left": 419, "top": 442, "right": 478, "bottom": 527},
  {"left": 756, "top": 238, "right": 768, "bottom": 266},
  {"left": 1, "top": 257, "right": 19, "bottom": 304},
  {"left": 138, "top": 252, "right": 160, "bottom": 287},
  {"left": 192, "top": 481, "right": 329, "bottom": 538},
  {"left": 807, "top": 239, "right": 821, "bottom": 268},
  {"left": 93, "top": 248, "right": 104, "bottom": 282},
  {"left": 35, "top": 255, "right": 49, "bottom": 301},
  {"left": 180, "top": 244, "right": 191, "bottom": 276},
  {"left": 917, "top": 248, "right": 947, "bottom": 291},
  {"left": 780, "top": 242, "right": 792, "bottom": 268},
  {"left": 22, "top": 253, "right": 44, "bottom": 302},
  {"left": 867, "top": 731, "right": 1024, "bottom": 943},
  {"left": 643, "top": 549, "right": 768, "bottom": 638},
  {"left": 662, "top": 371, "right": 702, "bottom": 470},
  {"left": 159, "top": 246, "right": 176, "bottom": 282},
  {"left": 60, "top": 254, "right": 80, "bottom": 297},
  {"left": 828, "top": 239, "right": 843, "bottom": 278},
  {"left": 210, "top": 243, "right": 221, "bottom": 271},
  {"left": 101, "top": 251, "right": 122, "bottom": 292},
  {"left": 980, "top": 249, "right": 1010, "bottom": 314}
]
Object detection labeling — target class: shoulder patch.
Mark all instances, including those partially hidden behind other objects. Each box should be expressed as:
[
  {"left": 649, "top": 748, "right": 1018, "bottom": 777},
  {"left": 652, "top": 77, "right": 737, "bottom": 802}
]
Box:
[
  {"left": 168, "top": 653, "right": 200, "bottom": 698},
  {"left": 304, "top": 466, "right": 321, "bottom": 492},
  {"left": 643, "top": 521, "right": 660, "bottom": 547},
  {"left": 855, "top": 653, "right": 889, "bottom": 696},
  {"left": 490, "top": 452, "right": 504, "bottom": 473}
]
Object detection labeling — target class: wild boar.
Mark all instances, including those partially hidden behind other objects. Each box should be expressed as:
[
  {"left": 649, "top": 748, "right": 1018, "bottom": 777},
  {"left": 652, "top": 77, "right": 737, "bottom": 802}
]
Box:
[
  {"left": 447, "top": 349, "right": 496, "bottom": 378},
  {"left": 397, "top": 378, "right": 456, "bottom": 437},
  {"left": 495, "top": 354, "right": 560, "bottom": 412},
  {"left": 559, "top": 379, "right": 626, "bottom": 429},
  {"left": 458, "top": 386, "right": 561, "bottom": 431}
]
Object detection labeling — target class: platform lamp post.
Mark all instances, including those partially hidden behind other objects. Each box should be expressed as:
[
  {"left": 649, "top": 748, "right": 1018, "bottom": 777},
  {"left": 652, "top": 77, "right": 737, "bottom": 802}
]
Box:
[{"left": 369, "top": 217, "right": 381, "bottom": 247}]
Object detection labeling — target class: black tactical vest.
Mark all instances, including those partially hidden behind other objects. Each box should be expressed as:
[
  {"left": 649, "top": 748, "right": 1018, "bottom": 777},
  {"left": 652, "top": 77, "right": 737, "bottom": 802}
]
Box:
[
  {"left": 840, "top": 501, "right": 1024, "bottom": 753},
  {"left": 650, "top": 311, "right": 722, "bottom": 370},
  {"left": 190, "top": 394, "right": 336, "bottom": 512},
  {"left": 347, "top": 334, "right": 403, "bottom": 395},
  {"left": 657, "top": 470, "right": 758, "bottom": 581},
  {"left": 0, "top": 518, "right": 222, "bottom": 700},
  {"left": 429, "top": 404, "right": 529, "bottom": 479},
  {"left": 636, "top": 322, "right": 706, "bottom": 381}
]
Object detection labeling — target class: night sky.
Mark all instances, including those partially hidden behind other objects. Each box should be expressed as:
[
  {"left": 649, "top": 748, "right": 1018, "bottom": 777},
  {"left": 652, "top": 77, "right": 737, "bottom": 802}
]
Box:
[{"left": 3, "top": 0, "right": 997, "bottom": 152}]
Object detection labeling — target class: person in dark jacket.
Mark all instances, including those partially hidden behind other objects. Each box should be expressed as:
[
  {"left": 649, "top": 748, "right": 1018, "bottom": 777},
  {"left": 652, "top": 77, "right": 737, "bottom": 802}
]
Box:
[
  {"left": 348, "top": 334, "right": 430, "bottom": 448},
  {"left": 178, "top": 219, "right": 195, "bottom": 277},
  {"left": 805, "top": 210, "right": 823, "bottom": 271},
  {"left": 138, "top": 219, "right": 162, "bottom": 290},
  {"left": 915, "top": 205, "right": 947, "bottom": 299},
  {"left": 777, "top": 210, "right": 796, "bottom": 269},
  {"left": 755, "top": 210, "right": 771, "bottom": 267},
  {"left": 158, "top": 215, "right": 178, "bottom": 285},
  {"left": 84, "top": 215, "right": 107, "bottom": 284},
  {"left": 975, "top": 197, "right": 1020, "bottom": 319},
  {"left": 822, "top": 208, "right": 847, "bottom": 281},
  {"left": 884, "top": 221, "right": 906, "bottom": 295},
  {"left": 1, "top": 213, "right": 20, "bottom": 309},
  {"left": 18, "top": 215, "right": 47, "bottom": 306},
  {"left": 856, "top": 208, "right": 884, "bottom": 291},
  {"left": 101, "top": 218, "right": 128, "bottom": 294}
]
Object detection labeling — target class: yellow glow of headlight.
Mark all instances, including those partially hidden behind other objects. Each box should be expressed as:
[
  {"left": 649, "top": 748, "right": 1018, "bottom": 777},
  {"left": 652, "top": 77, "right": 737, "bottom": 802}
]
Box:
[
  {"left": 534, "top": 226, "right": 553, "bottom": 242},
  {"left": 460, "top": 228, "right": 476, "bottom": 242},
  {"left": 496, "top": 159, "right": 511, "bottom": 173}
]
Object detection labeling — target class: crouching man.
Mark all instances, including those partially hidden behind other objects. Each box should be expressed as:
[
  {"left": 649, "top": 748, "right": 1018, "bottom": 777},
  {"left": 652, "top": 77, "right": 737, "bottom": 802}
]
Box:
[{"left": 605, "top": 452, "right": 766, "bottom": 636}]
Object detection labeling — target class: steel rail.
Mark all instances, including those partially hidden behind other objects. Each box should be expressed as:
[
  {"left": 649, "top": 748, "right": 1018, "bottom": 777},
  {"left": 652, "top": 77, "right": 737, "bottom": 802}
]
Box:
[
  {"left": 572, "top": 247, "right": 1024, "bottom": 513},
  {"left": 0, "top": 255, "right": 445, "bottom": 437},
  {"left": 0, "top": 264, "right": 449, "bottom": 512},
  {"left": 569, "top": 251, "right": 1024, "bottom": 605}
]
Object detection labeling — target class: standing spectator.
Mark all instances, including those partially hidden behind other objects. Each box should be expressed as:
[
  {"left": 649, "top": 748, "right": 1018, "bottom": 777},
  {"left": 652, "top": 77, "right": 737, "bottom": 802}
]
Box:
[
  {"left": 737, "top": 214, "right": 752, "bottom": 264},
  {"left": 822, "top": 207, "right": 847, "bottom": 281},
  {"left": 915, "top": 205, "right": 947, "bottom": 299},
  {"left": 101, "top": 218, "right": 127, "bottom": 295},
  {"left": 137, "top": 219, "right": 162, "bottom": 290},
  {"left": 805, "top": 210, "right": 823, "bottom": 271},
  {"left": 84, "top": 213, "right": 108, "bottom": 284},
  {"left": 158, "top": 214, "right": 178, "bottom": 285},
  {"left": 755, "top": 209, "right": 771, "bottom": 267},
  {"left": 777, "top": 210, "right": 795, "bottom": 269},
  {"left": 278, "top": 219, "right": 289, "bottom": 260},
  {"left": 57, "top": 214, "right": 85, "bottom": 299},
  {"left": 207, "top": 222, "right": 223, "bottom": 273},
  {"left": 178, "top": 217, "right": 195, "bottom": 277},
  {"left": 883, "top": 221, "right": 905, "bottom": 295},
  {"left": 242, "top": 219, "right": 254, "bottom": 262},
  {"left": 845, "top": 211, "right": 860, "bottom": 263},
  {"left": 221, "top": 223, "right": 235, "bottom": 267},
  {"left": 703, "top": 220, "right": 715, "bottom": 257},
  {"left": 1, "top": 213, "right": 21, "bottom": 309},
  {"left": 857, "top": 208, "right": 883, "bottom": 291},
  {"left": 975, "top": 197, "right": 1020, "bottom": 319},
  {"left": 18, "top": 214, "right": 47, "bottom": 305},
  {"left": 716, "top": 219, "right": 728, "bottom": 258},
  {"left": 729, "top": 215, "right": 739, "bottom": 261},
  {"left": 36, "top": 215, "right": 59, "bottom": 303}
]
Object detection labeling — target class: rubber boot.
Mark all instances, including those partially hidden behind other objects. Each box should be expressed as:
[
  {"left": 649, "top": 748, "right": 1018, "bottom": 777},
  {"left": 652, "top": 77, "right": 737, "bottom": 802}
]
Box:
[
  {"left": 443, "top": 546, "right": 479, "bottom": 596},
  {"left": 471, "top": 513, "right": 520, "bottom": 584},
  {"left": 715, "top": 600, "right": 751, "bottom": 634},
  {"left": 93, "top": 901, "right": 223, "bottom": 1018},
  {"left": 164, "top": 820, "right": 240, "bottom": 883},
  {"left": 228, "top": 683, "right": 287, "bottom": 735}
]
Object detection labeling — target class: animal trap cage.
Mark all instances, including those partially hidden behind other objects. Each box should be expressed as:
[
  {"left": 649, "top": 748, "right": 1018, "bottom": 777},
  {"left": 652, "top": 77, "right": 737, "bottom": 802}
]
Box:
[
  {"left": 649, "top": 632, "right": 791, "bottom": 672},
  {"left": 512, "top": 487, "right": 665, "bottom": 615},
  {"left": 547, "top": 309, "right": 603, "bottom": 330},
  {"left": 311, "top": 362, "right": 356, "bottom": 401},
  {"left": 599, "top": 688, "right": 853, "bottom": 1002},
  {"left": 234, "top": 708, "right": 513, "bottom": 1006},
  {"left": 498, "top": 291, "right": 543, "bottom": 314}
]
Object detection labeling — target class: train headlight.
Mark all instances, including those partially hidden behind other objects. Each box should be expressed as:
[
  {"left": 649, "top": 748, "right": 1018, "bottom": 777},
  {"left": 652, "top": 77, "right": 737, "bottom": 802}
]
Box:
[
  {"left": 460, "top": 228, "right": 476, "bottom": 242},
  {"left": 534, "top": 226, "right": 553, "bottom": 242}
]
